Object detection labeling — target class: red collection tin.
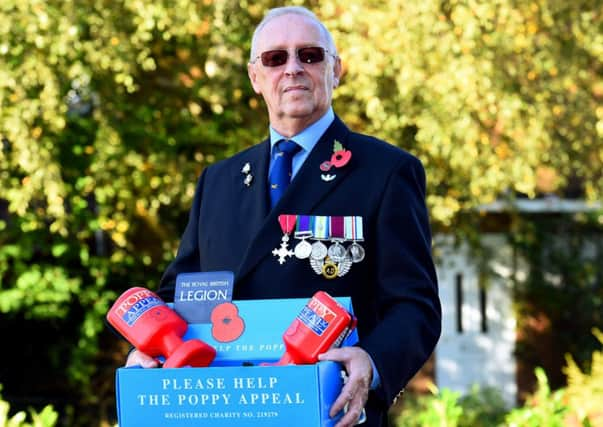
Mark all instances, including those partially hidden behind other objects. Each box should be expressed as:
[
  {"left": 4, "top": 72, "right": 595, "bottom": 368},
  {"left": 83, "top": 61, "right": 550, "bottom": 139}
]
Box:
[
  {"left": 275, "top": 291, "right": 357, "bottom": 365},
  {"left": 107, "top": 287, "right": 215, "bottom": 368}
]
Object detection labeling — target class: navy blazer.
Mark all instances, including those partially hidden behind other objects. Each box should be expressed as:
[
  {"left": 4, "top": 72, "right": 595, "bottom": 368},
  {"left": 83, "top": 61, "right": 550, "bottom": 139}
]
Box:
[{"left": 158, "top": 116, "right": 441, "bottom": 426}]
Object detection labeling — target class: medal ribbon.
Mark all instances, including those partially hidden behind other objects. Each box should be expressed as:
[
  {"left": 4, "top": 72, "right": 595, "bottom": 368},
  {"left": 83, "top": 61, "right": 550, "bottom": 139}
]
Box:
[
  {"left": 313, "top": 216, "right": 329, "bottom": 240},
  {"left": 344, "top": 216, "right": 364, "bottom": 241},
  {"left": 295, "top": 215, "right": 312, "bottom": 236},
  {"left": 278, "top": 214, "right": 297, "bottom": 234},
  {"left": 330, "top": 216, "right": 344, "bottom": 239},
  {"left": 354, "top": 216, "right": 364, "bottom": 241},
  {"left": 344, "top": 216, "right": 355, "bottom": 240}
]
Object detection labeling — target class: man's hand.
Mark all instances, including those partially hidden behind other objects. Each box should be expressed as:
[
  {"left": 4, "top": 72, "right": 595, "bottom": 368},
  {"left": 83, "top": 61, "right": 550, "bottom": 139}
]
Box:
[
  {"left": 318, "top": 347, "right": 373, "bottom": 427},
  {"left": 125, "top": 349, "right": 159, "bottom": 368}
]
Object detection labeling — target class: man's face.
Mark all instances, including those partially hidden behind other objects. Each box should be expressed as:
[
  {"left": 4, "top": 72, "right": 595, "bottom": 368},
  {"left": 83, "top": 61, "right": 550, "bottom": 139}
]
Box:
[{"left": 248, "top": 14, "right": 342, "bottom": 133}]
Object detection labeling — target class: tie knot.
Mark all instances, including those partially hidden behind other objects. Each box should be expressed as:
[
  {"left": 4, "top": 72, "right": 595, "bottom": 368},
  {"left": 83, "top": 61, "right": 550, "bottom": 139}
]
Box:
[{"left": 277, "top": 139, "right": 301, "bottom": 157}]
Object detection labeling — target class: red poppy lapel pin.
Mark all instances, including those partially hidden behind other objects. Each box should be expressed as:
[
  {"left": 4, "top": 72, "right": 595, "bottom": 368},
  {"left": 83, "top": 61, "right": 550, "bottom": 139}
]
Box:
[{"left": 320, "top": 140, "right": 351, "bottom": 182}]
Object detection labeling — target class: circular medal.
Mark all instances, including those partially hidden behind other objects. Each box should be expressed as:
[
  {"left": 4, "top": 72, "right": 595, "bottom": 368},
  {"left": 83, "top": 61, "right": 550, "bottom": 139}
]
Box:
[
  {"left": 327, "top": 241, "right": 346, "bottom": 262},
  {"left": 311, "top": 241, "right": 328, "bottom": 260},
  {"left": 347, "top": 242, "right": 366, "bottom": 263},
  {"left": 322, "top": 259, "right": 339, "bottom": 279},
  {"left": 294, "top": 239, "right": 312, "bottom": 259}
]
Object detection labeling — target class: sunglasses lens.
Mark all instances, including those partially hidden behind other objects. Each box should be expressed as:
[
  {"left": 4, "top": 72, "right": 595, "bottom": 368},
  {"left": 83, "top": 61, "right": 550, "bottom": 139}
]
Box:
[
  {"left": 298, "top": 47, "right": 325, "bottom": 64},
  {"left": 258, "top": 47, "right": 327, "bottom": 67},
  {"left": 261, "top": 50, "right": 288, "bottom": 67}
]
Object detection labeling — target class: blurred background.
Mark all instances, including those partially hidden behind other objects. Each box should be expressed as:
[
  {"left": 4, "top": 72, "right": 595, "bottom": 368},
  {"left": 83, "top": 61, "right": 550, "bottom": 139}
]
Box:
[{"left": 0, "top": 0, "right": 601, "bottom": 426}]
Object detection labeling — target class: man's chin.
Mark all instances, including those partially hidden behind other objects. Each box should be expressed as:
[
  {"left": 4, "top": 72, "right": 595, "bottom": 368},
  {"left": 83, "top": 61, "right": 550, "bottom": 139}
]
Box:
[{"left": 281, "top": 103, "right": 319, "bottom": 118}]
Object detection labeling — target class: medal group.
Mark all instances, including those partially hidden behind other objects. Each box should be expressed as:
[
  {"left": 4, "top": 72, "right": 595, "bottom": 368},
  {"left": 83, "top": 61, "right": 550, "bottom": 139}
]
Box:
[{"left": 273, "top": 215, "right": 365, "bottom": 279}]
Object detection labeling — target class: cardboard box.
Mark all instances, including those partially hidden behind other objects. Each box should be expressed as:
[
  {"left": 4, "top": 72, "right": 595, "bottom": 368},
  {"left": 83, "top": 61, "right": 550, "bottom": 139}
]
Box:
[
  {"left": 115, "top": 297, "right": 358, "bottom": 426},
  {"left": 116, "top": 361, "right": 346, "bottom": 426}
]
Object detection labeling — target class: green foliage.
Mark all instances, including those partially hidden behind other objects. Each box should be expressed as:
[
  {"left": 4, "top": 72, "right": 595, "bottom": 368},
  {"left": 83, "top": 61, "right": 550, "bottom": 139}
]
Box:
[
  {"left": 0, "top": 386, "right": 58, "bottom": 427},
  {"left": 395, "top": 370, "right": 576, "bottom": 427},
  {"left": 455, "top": 385, "right": 508, "bottom": 427},
  {"left": 504, "top": 368, "right": 568, "bottom": 427},
  {"left": 395, "top": 384, "right": 507, "bottom": 427},
  {"left": 322, "top": 0, "right": 602, "bottom": 225},
  {"left": 394, "top": 346, "right": 603, "bottom": 426},
  {"left": 396, "top": 385, "right": 462, "bottom": 427},
  {"left": 395, "top": 332, "right": 603, "bottom": 427},
  {"left": 564, "top": 329, "right": 603, "bottom": 425},
  {"left": 0, "top": 0, "right": 269, "bottom": 398},
  {"left": 511, "top": 213, "right": 603, "bottom": 389}
]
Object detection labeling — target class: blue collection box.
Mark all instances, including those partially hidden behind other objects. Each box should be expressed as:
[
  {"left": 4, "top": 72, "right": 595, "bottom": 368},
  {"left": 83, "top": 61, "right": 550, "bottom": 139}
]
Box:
[{"left": 115, "top": 297, "right": 358, "bottom": 427}]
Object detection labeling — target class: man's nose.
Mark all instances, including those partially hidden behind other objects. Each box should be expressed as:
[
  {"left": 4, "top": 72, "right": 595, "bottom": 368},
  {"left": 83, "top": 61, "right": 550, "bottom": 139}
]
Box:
[{"left": 283, "top": 51, "right": 304, "bottom": 75}]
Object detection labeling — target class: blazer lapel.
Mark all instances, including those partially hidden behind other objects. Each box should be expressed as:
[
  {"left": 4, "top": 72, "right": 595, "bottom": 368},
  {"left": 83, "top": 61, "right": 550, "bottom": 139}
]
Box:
[
  {"left": 233, "top": 139, "right": 271, "bottom": 250},
  {"left": 235, "top": 117, "right": 353, "bottom": 282},
  {"left": 279, "top": 117, "right": 353, "bottom": 214}
]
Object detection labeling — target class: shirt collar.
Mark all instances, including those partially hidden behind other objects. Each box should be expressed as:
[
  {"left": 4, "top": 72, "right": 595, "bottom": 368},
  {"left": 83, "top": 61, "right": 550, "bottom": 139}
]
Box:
[{"left": 269, "top": 107, "right": 335, "bottom": 154}]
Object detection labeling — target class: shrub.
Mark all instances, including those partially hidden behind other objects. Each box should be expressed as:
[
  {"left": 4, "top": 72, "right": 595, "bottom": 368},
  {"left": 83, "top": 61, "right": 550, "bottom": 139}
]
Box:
[
  {"left": 564, "top": 328, "right": 603, "bottom": 426},
  {"left": 504, "top": 368, "right": 568, "bottom": 427},
  {"left": 396, "top": 384, "right": 462, "bottom": 427},
  {"left": 0, "top": 385, "right": 58, "bottom": 427},
  {"left": 395, "top": 384, "right": 507, "bottom": 427}
]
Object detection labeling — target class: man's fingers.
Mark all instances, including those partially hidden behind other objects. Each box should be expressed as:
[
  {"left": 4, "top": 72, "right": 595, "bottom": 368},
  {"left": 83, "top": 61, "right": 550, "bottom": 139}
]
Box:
[
  {"left": 321, "top": 346, "right": 371, "bottom": 424},
  {"left": 329, "top": 370, "right": 369, "bottom": 427},
  {"left": 329, "top": 382, "right": 356, "bottom": 416},
  {"left": 318, "top": 347, "right": 350, "bottom": 363},
  {"left": 126, "top": 350, "right": 159, "bottom": 368},
  {"left": 334, "top": 396, "right": 365, "bottom": 427}
]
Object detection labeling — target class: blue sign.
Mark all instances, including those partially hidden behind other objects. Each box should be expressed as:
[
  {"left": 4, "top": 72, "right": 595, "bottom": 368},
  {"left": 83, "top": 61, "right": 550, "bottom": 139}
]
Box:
[
  {"left": 116, "top": 362, "right": 345, "bottom": 426},
  {"left": 174, "top": 271, "right": 234, "bottom": 323}
]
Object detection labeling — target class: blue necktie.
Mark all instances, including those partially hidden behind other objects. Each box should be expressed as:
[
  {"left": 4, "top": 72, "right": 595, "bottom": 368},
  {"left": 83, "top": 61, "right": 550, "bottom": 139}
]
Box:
[{"left": 269, "top": 139, "right": 301, "bottom": 209}]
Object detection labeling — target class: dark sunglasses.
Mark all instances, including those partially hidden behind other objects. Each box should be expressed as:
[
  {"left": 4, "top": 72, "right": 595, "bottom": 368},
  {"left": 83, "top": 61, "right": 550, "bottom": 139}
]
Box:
[{"left": 252, "top": 47, "right": 334, "bottom": 67}]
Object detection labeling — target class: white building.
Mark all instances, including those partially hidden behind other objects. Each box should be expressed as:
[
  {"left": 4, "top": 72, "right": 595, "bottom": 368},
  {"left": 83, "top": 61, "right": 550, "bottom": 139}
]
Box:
[{"left": 433, "top": 197, "right": 601, "bottom": 407}]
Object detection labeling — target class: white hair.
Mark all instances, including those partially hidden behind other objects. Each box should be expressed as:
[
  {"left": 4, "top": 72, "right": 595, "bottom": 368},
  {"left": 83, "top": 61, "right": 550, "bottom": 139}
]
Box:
[{"left": 249, "top": 6, "right": 338, "bottom": 62}]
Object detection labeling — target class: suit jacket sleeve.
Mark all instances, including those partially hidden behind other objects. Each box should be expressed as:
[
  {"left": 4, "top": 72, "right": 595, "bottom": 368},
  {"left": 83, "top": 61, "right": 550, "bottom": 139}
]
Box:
[{"left": 359, "top": 154, "right": 441, "bottom": 407}]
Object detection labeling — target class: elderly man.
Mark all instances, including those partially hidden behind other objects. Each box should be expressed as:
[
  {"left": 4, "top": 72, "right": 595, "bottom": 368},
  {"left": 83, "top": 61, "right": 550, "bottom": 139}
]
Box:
[{"left": 127, "top": 6, "right": 441, "bottom": 427}]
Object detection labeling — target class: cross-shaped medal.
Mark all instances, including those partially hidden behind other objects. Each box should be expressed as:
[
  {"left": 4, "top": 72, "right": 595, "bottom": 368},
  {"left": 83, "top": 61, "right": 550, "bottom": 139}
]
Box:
[
  {"left": 272, "top": 215, "right": 297, "bottom": 265},
  {"left": 272, "top": 235, "right": 294, "bottom": 264}
]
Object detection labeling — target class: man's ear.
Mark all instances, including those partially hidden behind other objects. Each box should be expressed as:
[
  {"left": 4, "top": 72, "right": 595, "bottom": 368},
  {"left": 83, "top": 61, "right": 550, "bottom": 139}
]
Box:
[
  {"left": 332, "top": 56, "right": 342, "bottom": 88},
  {"left": 247, "top": 63, "right": 261, "bottom": 94}
]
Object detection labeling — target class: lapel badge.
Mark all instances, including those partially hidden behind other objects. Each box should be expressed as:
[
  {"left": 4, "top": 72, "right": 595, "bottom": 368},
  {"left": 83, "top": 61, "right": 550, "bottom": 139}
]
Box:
[
  {"left": 330, "top": 140, "right": 352, "bottom": 167},
  {"left": 319, "top": 140, "right": 352, "bottom": 181},
  {"left": 321, "top": 258, "right": 339, "bottom": 279},
  {"left": 320, "top": 161, "right": 332, "bottom": 171},
  {"left": 241, "top": 162, "right": 253, "bottom": 187},
  {"left": 310, "top": 256, "right": 352, "bottom": 279}
]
